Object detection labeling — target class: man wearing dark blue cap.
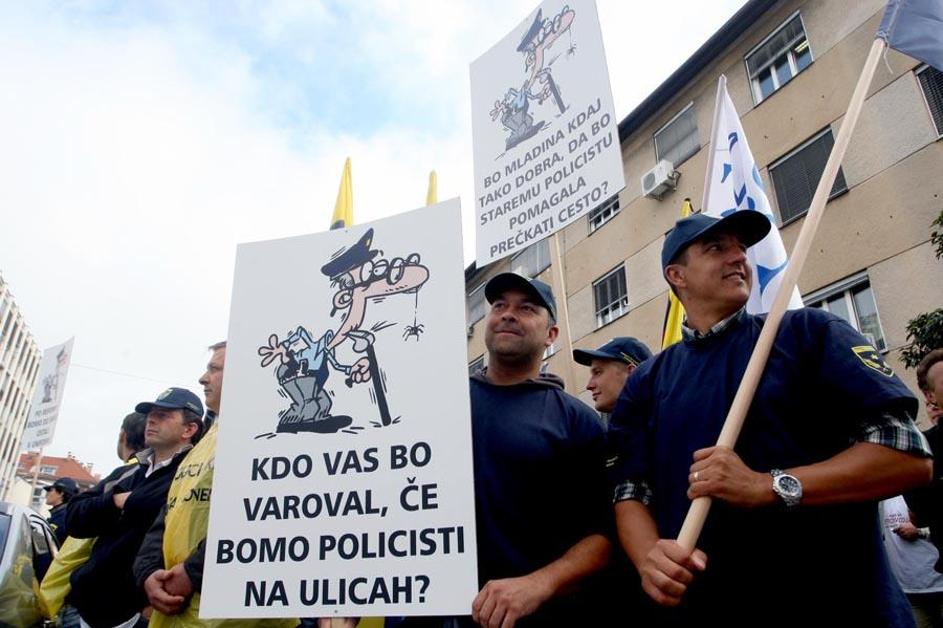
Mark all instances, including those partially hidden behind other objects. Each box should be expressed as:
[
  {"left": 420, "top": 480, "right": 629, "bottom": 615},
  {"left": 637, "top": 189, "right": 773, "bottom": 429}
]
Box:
[
  {"left": 461, "top": 271, "right": 613, "bottom": 628},
  {"left": 574, "top": 337, "right": 653, "bottom": 414},
  {"left": 44, "top": 477, "right": 79, "bottom": 544},
  {"left": 65, "top": 387, "right": 203, "bottom": 628},
  {"left": 608, "top": 210, "right": 932, "bottom": 626}
]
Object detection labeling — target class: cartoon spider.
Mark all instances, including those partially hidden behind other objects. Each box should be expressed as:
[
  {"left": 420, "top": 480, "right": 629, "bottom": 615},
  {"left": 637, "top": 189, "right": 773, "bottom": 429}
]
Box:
[{"left": 403, "top": 323, "right": 425, "bottom": 341}]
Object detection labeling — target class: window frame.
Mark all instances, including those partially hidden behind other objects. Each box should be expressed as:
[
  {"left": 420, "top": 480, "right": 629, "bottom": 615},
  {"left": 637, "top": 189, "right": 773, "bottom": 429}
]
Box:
[
  {"left": 587, "top": 195, "right": 621, "bottom": 233},
  {"left": 510, "top": 239, "right": 551, "bottom": 279},
  {"left": 593, "top": 265, "right": 629, "bottom": 329},
  {"left": 768, "top": 127, "right": 848, "bottom": 225},
  {"left": 744, "top": 11, "right": 814, "bottom": 105},
  {"left": 803, "top": 272, "right": 888, "bottom": 352},
  {"left": 653, "top": 102, "right": 700, "bottom": 168},
  {"left": 467, "top": 282, "right": 487, "bottom": 326},
  {"left": 916, "top": 64, "right": 943, "bottom": 139},
  {"left": 468, "top": 355, "right": 485, "bottom": 376}
]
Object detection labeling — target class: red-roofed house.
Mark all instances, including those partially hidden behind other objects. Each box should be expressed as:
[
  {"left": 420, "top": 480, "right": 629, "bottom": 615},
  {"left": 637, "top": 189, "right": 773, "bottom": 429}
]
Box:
[{"left": 16, "top": 452, "right": 99, "bottom": 511}]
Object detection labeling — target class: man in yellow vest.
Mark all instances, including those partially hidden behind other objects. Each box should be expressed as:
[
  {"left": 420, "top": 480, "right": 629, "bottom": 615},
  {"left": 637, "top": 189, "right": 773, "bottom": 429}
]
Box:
[{"left": 133, "top": 341, "right": 295, "bottom": 628}]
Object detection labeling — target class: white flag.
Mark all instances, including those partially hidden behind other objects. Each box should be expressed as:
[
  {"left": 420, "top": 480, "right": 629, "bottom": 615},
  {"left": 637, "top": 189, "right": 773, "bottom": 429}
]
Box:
[
  {"left": 20, "top": 338, "right": 74, "bottom": 452},
  {"left": 703, "top": 75, "right": 802, "bottom": 314}
]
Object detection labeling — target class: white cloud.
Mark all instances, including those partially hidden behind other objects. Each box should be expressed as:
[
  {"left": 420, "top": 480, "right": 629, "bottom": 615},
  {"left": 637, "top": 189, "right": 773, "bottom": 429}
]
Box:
[{"left": 0, "top": 0, "right": 746, "bottom": 475}]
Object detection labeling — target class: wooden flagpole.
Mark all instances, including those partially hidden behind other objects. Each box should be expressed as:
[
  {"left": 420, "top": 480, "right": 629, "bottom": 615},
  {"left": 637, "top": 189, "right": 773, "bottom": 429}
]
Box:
[
  {"left": 549, "top": 232, "right": 578, "bottom": 390},
  {"left": 677, "top": 37, "right": 887, "bottom": 552}
]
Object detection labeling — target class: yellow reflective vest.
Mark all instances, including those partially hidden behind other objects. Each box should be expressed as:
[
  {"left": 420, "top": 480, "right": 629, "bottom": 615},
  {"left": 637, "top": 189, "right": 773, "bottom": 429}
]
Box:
[{"left": 149, "top": 422, "right": 296, "bottom": 628}]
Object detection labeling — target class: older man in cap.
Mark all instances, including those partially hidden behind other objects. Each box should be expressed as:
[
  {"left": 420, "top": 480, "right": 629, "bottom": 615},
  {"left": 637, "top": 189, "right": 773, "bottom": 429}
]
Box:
[
  {"left": 66, "top": 387, "right": 203, "bottom": 628},
  {"left": 574, "top": 337, "right": 653, "bottom": 415},
  {"left": 607, "top": 210, "right": 932, "bottom": 626},
  {"left": 460, "top": 272, "right": 612, "bottom": 627}
]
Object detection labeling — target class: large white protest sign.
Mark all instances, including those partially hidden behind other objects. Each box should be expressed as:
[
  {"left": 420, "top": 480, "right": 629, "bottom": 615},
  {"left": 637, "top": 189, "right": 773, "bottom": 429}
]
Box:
[
  {"left": 20, "top": 338, "right": 74, "bottom": 452},
  {"left": 201, "top": 200, "right": 478, "bottom": 618},
  {"left": 470, "top": 0, "right": 625, "bottom": 265}
]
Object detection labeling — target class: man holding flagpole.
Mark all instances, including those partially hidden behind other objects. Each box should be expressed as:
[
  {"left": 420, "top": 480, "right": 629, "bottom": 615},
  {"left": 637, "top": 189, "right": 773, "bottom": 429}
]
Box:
[{"left": 607, "top": 208, "right": 932, "bottom": 625}]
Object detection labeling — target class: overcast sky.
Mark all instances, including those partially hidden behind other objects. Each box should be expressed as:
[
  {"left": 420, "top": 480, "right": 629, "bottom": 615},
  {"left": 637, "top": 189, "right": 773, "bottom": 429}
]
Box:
[{"left": 0, "top": 0, "right": 746, "bottom": 478}]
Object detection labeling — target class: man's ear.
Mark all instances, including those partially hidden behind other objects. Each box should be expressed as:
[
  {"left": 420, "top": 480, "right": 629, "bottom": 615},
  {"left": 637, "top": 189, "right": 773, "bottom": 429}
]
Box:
[
  {"left": 665, "top": 264, "right": 686, "bottom": 292},
  {"left": 546, "top": 324, "right": 560, "bottom": 347},
  {"left": 182, "top": 421, "right": 199, "bottom": 441}
]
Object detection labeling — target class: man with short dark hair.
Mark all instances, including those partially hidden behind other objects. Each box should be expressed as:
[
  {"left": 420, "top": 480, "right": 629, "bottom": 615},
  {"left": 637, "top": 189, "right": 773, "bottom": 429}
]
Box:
[
  {"left": 608, "top": 211, "right": 932, "bottom": 625},
  {"left": 463, "top": 272, "right": 612, "bottom": 627},
  {"left": 65, "top": 388, "right": 203, "bottom": 628},
  {"left": 119, "top": 412, "right": 148, "bottom": 462},
  {"left": 40, "top": 411, "right": 149, "bottom": 628},
  {"left": 909, "top": 348, "right": 943, "bottom": 576},
  {"left": 44, "top": 477, "right": 78, "bottom": 544},
  {"left": 574, "top": 337, "right": 652, "bottom": 414},
  {"left": 917, "top": 349, "right": 943, "bottom": 425}
]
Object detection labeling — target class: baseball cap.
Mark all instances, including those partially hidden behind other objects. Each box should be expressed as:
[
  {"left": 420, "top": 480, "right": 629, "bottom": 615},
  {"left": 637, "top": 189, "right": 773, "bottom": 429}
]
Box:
[
  {"left": 135, "top": 387, "right": 204, "bottom": 417},
  {"left": 44, "top": 477, "right": 79, "bottom": 496},
  {"left": 484, "top": 273, "right": 557, "bottom": 321},
  {"left": 661, "top": 210, "right": 771, "bottom": 270},
  {"left": 573, "top": 337, "right": 653, "bottom": 367}
]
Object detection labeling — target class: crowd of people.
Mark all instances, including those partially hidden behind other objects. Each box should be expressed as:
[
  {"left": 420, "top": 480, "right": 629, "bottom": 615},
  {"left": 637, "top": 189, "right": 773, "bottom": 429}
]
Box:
[{"left": 36, "top": 211, "right": 943, "bottom": 627}]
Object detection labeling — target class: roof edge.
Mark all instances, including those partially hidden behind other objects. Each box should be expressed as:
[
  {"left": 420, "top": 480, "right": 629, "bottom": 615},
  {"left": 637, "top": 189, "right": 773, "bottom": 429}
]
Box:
[{"left": 617, "top": 0, "right": 778, "bottom": 142}]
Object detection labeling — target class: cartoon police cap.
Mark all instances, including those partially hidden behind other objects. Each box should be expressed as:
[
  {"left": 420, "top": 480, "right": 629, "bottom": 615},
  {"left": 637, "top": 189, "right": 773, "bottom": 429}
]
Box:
[
  {"left": 517, "top": 9, "right": 543, "bottom": 51},
  {"left": 321, "top": 228, "right": 379, "bottom": 279}
]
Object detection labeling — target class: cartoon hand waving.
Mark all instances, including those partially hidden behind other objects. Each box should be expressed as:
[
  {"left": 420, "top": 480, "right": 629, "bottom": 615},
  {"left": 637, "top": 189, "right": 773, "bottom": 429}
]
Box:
[{"left": 258, "top": 334, "right": 289, "bottom": 367}]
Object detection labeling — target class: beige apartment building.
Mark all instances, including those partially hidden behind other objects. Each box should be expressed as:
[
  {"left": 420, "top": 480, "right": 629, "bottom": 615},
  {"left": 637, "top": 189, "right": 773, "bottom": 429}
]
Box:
[
  {"left": 465, "top": 0, "right": 943, "bottom": 419},
  {"left": 0, "top": 272, "right": 42, "bottom": 499}
]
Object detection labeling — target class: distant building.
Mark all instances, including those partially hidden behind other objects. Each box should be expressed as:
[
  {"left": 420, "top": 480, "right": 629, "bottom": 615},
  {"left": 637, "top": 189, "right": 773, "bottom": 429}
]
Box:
[
  {"left": 0, "top": 273, "right": 42, "bottom": 500},
  {"left": 466, "top": 0, "right": 943, "bottom": 424},
  {"left": 16, "top": 452, "right": 99, "bottom": 514}
]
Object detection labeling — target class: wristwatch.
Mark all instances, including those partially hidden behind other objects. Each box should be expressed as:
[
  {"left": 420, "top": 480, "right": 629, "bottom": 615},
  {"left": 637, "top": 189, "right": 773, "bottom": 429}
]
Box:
[{"left": 770, "top": 469, "right": 802, "bottom": 509}]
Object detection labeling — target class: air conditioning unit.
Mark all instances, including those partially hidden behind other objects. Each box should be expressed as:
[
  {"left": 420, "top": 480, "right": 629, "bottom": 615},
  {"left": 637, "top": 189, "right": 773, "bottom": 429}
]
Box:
[{"left": 641, "top": 160, "right": 679, "bottom": 199}]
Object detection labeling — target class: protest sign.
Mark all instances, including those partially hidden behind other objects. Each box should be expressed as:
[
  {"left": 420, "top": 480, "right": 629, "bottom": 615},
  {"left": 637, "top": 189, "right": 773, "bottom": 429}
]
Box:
[
  {"left": 470, "top": 0, "right": 625, "bottom": 265},
  {"left": 201, "top": 200, "right": 478, "bottom": 618},
  {"left": 20, "top": 338, "right": 74, "bottom": 452}
]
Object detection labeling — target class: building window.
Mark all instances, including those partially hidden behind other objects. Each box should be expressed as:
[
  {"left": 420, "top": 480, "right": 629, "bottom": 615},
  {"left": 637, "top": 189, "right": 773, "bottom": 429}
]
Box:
[
  {"left": 468, "top": 355, "right": 484, "bottom": 376},
  {"left": 588, "top": 195, "right": 620, "bottom": 233},
  {"left": 746, "top": 13, "right": 813, "bottom": 103},
  {"left": 769, "top": 129, "right": 847, "bottom": 224},
  {"left": 40, "top": 465, "right": 56, "bottom": 475},
  {"left": 593, "top": 266, "right": 628, "bottom": 328},
  {"left": 511, "top": 240, "right": 550, "bottom": 278},
  {"left": 918, "top": 65, "right": 943, "bottom": 137},
  {"left": 654, "top": 103, "right": 700, "bottom": 167},
  {"left": 467, "top": 283, "right": 487, "bottom": 325},
  {"left": 805, "top": 274, "right": 887, "bottom": 351}
]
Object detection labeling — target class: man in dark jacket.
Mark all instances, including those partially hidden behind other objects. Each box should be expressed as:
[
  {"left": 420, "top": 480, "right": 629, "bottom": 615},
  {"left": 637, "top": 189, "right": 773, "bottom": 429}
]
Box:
[
  {"left": 44, "top": 477, "right": 79, "bottom": 545},
  {"left": 65, "top": 387, "right": 203, "bottom": 628},
  {"left": 465, "top": 273, "right": 613, "bottom": 627}
]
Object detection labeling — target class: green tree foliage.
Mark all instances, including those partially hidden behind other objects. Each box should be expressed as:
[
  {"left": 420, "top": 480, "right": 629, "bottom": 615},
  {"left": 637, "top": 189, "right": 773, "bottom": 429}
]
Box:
[{"left": 902, "top": 309, "right": 943, "bottom": 369}]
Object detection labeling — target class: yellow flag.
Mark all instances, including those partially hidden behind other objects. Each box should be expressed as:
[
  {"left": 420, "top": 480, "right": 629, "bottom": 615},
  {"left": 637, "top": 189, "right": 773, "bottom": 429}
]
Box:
[
  {"left": 426, "top": 170, "right": 437, "bottom": 206},
  {"left": 661, "top": 198, "right": 693, "bottom": 349},
  {"left": 330, "top": 157, "right": 353, "bottom": 230}
]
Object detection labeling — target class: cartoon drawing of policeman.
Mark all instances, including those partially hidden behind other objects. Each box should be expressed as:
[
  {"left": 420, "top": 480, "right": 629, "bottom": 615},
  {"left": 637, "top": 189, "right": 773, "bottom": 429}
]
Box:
[
  {"left": 258, "top": 228, "right": 429, "bottom": 434},
  {"left": 490, "top": 5, "right": 576, "bottom": 151}
]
